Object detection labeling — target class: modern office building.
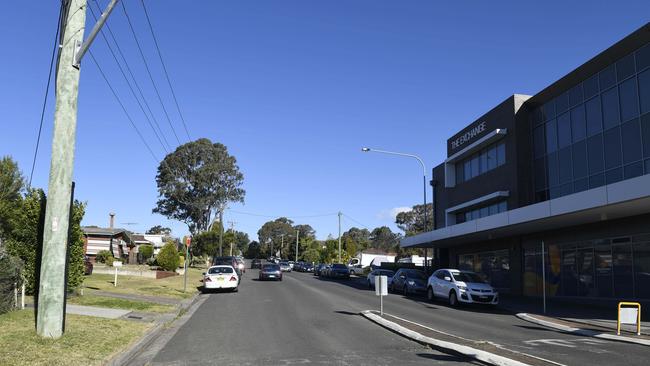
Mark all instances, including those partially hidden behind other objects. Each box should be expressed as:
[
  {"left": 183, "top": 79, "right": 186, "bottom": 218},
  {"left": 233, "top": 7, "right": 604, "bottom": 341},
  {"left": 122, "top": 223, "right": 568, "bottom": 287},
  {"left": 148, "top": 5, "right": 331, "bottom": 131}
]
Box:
[{"left": 402, "top": 23, "right": 650, "bottom": 303}]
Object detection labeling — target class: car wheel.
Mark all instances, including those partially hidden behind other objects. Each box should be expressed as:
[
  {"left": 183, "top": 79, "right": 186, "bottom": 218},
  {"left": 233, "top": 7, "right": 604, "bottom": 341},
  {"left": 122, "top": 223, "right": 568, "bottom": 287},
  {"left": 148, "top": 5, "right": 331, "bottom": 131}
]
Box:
[
  {"left": 232, "top": 287, "right": 238, "bottom": 293},
  {"left": 427, "top": 287, "right": 434, "bottom": 302},
  {"left": 449, "top": 291, "right": 458, "bottom": 307},
  {"left": 368, "top": 280, "right": 372, "bottom": 290}
]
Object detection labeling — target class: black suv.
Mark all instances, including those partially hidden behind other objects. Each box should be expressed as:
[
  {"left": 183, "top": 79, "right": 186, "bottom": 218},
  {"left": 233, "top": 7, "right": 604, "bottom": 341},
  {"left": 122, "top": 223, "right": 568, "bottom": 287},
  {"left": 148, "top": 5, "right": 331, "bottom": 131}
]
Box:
[
  {"left": 212, "top": 256, "right": 242, "bottom": 277},
  {"left": 251, "top": 259, "right": 262, "bottom": 269}
]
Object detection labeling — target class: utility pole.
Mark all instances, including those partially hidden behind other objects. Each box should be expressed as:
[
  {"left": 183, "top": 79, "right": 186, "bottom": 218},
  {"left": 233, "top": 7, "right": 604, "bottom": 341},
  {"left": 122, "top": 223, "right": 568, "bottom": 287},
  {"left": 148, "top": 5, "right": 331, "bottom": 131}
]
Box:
[
  {"left": 37, "top": 0, "right": 120, "bottom": 339},
  {"left": 295, "top": 229, "right": 299, "bottom": 262},
  {"left": 227, "top": 221, "right": 236, "bottom": 256},
  {"left": 218, "top": 210, "right": 224, "bottom": 256},
  {"left": 338, "top": 211, "right": 342, "bottom": 263},
  {"left": 280, "top": 234, "right": 285, "bottom": 259}
]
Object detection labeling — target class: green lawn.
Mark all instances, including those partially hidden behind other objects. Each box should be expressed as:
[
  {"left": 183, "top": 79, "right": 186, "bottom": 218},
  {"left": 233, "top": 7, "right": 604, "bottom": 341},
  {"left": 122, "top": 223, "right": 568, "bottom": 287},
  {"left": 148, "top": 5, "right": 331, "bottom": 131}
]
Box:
[
  {"left": 0, "top": 310, "right": 150, "bottom": 366},
  {"left": 67, "top": 294, "right": 176, "bottom": 313},
  {"left": 82, "top": 267, "right": 204, "bottom": 300}
]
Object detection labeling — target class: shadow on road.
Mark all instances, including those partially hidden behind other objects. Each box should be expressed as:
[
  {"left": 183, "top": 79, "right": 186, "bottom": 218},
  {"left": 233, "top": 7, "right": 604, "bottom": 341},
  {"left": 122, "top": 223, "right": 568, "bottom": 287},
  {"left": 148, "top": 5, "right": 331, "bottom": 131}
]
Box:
[
  {"left": 416, "top": 352, "right": 476, "bottom": 363},
  {"left": 334, "top": 310, "right": 359, "bottom": 316}
]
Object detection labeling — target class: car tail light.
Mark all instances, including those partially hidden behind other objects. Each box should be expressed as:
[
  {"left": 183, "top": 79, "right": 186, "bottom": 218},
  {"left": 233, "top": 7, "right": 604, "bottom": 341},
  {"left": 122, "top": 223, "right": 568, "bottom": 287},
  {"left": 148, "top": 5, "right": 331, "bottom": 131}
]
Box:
[
  {"left": 204, "top": 277, "right": 212, "bottom": 282},
  {"left": 229, "top": 276, "right": 237, "bottom": 282}
]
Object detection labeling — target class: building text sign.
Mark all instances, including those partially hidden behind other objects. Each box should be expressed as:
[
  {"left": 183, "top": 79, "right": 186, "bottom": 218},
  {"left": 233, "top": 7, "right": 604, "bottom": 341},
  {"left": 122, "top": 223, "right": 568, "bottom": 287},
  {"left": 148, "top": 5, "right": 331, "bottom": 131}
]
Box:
[{"left": 451, "top": 121, "right": 486, "bottom": 150}]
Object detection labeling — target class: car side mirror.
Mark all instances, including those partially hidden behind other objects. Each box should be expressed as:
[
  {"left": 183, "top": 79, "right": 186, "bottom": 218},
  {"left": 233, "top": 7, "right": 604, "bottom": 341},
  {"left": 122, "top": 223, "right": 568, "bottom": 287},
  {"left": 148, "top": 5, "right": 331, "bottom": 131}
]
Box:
[
  {"left": 202, "top": 272, "right": 206, "bottom": 276},
  {"left": 444, "top": 276, "right": 451, "bottom": 282}
]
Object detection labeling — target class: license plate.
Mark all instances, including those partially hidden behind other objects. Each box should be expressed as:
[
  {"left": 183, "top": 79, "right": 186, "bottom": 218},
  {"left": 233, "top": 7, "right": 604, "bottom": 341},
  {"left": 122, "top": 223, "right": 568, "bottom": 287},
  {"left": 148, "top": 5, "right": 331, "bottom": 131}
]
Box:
[
  {"left": 479, "top": 295, "right": 488, "bottom": 299},
  {"left": 217, "top": 277, "right": 224, "bottom": 281},
  {"left": 269, "top": 275, "right": 275, "bottom": 278}
]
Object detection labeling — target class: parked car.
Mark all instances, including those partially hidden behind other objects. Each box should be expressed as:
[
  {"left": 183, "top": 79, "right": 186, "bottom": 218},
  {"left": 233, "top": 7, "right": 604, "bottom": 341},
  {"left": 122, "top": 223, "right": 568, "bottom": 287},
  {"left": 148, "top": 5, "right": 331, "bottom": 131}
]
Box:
[
  {"left": 279, "top": 261, "right": 292, "bottom": 272},
  {"left": 202, "top": 265, "right": 239, "bottom": 293},
  {"left": 251, "top": 259, "right": 262, "bottom": 269},
  {"left": 427, "top": 269, "right": 499, "bottom": 306},
  {"left": 212, "top": 256, "right": 242, "bottom": 278},
  {"left": 327, "top": 263, "right": 350, "bottom": 279},
  {"left": 235, "top": 257, "right": 246, "bottom": 274},
  {"left": 303, "top": 263, "right": 314, "bottom": 272},
  {"left": 314, "top": 263, "right": 325, "bottom": 276},
  {"left": 288, "top": 261, "right": 295, "bottom": 269},
  {"left": 84, "top": 256, "right": 93, "bottom": 275},
  {"left": 320, "top": 264, "right": 332, "bottom": 277},
  {"left": 348, "top": 264, "right": 364, "bottom": 276},
  {"left": 259, "top": 264, "right": 282, "bottom": 281},
  {"left": 391, "top": 268, "right": 427, "bottom": 296},
  {"left": 367, "top": 269, "right": 395, "bottom": 289}
]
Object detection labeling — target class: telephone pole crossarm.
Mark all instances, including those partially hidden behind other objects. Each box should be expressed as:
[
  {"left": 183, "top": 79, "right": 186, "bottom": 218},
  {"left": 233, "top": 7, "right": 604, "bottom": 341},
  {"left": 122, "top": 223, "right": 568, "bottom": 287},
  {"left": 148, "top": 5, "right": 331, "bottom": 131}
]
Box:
[{"left": 73, "top": 0, "right": 120, "bottom": 67}]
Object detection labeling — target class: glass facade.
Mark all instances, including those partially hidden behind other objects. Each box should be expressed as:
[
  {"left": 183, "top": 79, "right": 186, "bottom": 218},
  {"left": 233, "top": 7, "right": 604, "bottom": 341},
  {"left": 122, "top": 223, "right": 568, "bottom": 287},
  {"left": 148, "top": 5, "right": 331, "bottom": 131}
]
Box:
[
  {"left": 455, "top": 141, "right": 506, "bottom": 184},
  {"left": 532, "top": 42, "right": 650, "bottom": 201},
  {"left": 455, "top": 201, "right": 507, "bottom": 224},
  {"left": 523, "top": 235, "right": 650, "bottom": 299},
  {"left": 458, "top": 249, "right": 510, "bottom": 292}
]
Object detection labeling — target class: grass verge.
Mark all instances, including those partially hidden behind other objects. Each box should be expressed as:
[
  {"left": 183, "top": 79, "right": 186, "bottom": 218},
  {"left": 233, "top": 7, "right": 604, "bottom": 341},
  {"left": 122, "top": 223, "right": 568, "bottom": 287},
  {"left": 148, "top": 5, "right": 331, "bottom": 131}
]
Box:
[
  {"left": 82, "top": 267, "right": 204, "bottom": 299},
  {"left": 67, "top": 294, "right": 176, "bottom": 313},
  {"left": 0, "top": 310, "right": 150, "bottom": 366}
]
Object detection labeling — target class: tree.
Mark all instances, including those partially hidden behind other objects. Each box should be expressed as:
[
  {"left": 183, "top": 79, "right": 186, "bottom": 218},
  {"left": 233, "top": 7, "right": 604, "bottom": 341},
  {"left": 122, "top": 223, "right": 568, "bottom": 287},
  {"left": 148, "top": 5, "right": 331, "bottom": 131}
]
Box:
[
  {"left": 257, "top": 217, "right": 295, "bottom": 258},
  {"left": 223, "top": 229, "right": 250, "bottom": 256},
  {"left": 139, "top": 244, "right": 154, "bottom": 260},
  {"left": 157, "top": 241, "right": 180, "bottom": 271},
  {"left": 5, "top": 189, "right": 86, "bottom": 294},
  {"left": 302, "top": 248, "right": 320, "bottom": 264},
  {"left": 395, "top": 203, "right": 433, "bottom": 236},
  {"left": 341, "top": 227, "right": 370, "bottom": 252},
  {"left": 153, "top": 139, "right": 245, "bottom": 236},
  {"left": 0, "top": 156, "right": 24, "bottom": 242},
  {"left": 369, "top": 226, "right": 399, "bottom": 251},
  {"left": 191, "top": 223, "right": 222, "bottom": 257},
  {"left": 146, "top": 225, "right": 172, "bottom": 235}
]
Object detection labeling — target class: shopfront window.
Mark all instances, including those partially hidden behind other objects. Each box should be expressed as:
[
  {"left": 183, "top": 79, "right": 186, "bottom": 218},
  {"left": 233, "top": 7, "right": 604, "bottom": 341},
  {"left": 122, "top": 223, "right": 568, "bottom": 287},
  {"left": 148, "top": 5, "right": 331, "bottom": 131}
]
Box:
[{"left": 458, "top": 250, "right": 510, "bottom": 292}]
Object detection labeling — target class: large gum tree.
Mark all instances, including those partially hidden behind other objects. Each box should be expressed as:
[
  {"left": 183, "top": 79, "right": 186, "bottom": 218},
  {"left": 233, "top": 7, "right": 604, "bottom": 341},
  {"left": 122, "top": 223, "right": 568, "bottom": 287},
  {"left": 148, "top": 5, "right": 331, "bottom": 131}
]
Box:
[{"left": 153, "top": 139, "right": 245, "bottom": 236}]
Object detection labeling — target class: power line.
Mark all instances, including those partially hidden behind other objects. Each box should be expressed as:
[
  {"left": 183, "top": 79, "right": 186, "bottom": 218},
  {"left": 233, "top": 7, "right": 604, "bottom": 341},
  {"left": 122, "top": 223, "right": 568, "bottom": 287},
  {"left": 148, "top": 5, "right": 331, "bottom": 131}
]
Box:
[
  {"left": 28, "top": 1, "right": 63, "bottom": 189},
  {"left": 120, "top": 0, "right": 182, "bottom": 145},
  {"left": 87, "top": 4, "right": 169, "bottom": 155},
  {"left": 90, "top": 0, "right": 172, "bottom": 152},
  {"left": 228, "top": 210, "right": 338, "bottom": 219},
  {"left": 88, "top": 50, "right": 159, "bottom": 163},
  {"left": 341, "top": 213, "right": 371, "bottom": 230},
  {"left": 139, "top": 0, "right": 191, "bottom": 141}
]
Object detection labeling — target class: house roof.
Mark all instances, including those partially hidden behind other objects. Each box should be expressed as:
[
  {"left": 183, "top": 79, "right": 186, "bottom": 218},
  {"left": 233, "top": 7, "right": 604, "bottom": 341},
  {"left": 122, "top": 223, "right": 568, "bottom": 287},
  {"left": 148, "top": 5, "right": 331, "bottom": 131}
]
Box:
[{"left": 82, "top": 226, "right": 127, "bottom": 236}]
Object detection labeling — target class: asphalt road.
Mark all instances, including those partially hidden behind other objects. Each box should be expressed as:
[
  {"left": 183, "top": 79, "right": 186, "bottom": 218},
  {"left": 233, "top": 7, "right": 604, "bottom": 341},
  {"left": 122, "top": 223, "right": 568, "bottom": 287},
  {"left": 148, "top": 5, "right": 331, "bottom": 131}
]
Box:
[{"left": 150, "top": 269, "right": 650, "bottom": 366}]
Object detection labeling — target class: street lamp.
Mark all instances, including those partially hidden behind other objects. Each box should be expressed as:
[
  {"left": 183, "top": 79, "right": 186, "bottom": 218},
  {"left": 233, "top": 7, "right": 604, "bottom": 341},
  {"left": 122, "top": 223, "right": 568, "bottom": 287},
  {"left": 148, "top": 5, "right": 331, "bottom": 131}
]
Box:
[{"left": 361, "top": 147, "right": 430, "bottom": 270}]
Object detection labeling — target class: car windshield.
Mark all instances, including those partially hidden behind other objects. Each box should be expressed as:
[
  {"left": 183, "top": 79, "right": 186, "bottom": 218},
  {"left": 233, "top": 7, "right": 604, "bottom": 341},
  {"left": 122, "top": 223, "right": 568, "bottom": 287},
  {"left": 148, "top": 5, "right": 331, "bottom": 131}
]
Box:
[
  {"left": 405, "top": 271, "right": 426, "bottom": 280},
  {"left": 263, "top": 265, "right": 280, "bottom": 271},
  {"left": 332, "top": 264, "right": 347, "bottom": 269},
  {"left": 451, "top": 271, "right": 486, "bottom": 283},
  {"left": 379, "top": 270, "right": 394, "bottom": 276},
  {"left": 208, "top": 266, "right": 233, "bottom": 274}
]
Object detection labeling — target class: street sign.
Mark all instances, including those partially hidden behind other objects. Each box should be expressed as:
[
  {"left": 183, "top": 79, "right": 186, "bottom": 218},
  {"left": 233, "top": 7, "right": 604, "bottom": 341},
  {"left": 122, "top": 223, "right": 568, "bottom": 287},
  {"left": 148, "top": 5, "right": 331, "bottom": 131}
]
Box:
[
  {"left": 375, "top": 275, "right": 388, "bottom": 316},
  {"left": 112, "top": 261, "right": 122, "bottom": 267},
  {"left": 618, "top": 302, "right": 641, "bottom": 335}
]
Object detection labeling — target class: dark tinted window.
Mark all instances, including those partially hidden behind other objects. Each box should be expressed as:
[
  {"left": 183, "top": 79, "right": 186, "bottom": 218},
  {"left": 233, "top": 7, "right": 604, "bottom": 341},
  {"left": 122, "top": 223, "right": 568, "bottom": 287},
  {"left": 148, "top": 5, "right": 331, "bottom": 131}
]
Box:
[
  {"left": 583, "top": 74, "right": 599, "bottom": 99},
  {"left": 405, "top": 270, "right": 426, "bottom": 280},
  {"left": 616, "top": 53, "right": 636, "bottom": 81},
  {"left": 555, "top": 92, "right": 569, "bottom": 114},
  {"left": 487, "top": 145, "right": 497, "bottom": 170},
  {"left": 621, "top": 118, "right": 642, "bottom": 164},
  {"left": 599, "top": 64, "right": 616, "bottom": 90},
  {"left": 543, "top": 101, "right": 555, "bottom": 120},
  {"left": 263, "top": 264, "right": 280, "bottom": 270},
  {"left": 572, "top": 140, "right": 588, "bottom": 178},
  {"left": 496, "top": 142, "right": 506, "bottom": 166},
  {"left": 585, "top": 96, "right": 603, "bottom": 136},
  {"left": 569, "top": 84, "right": 583, "bottom": 107},
  {"left": 605, "top": 168, "right": 623, "bottom": 184},
  {"left": 546, "top": 120, "right": 558, "bottom": 153},
  {"left": 587, "top": 134, "right": 604, "bottom": 174},
  {"left": 619, "top": 78, "right": 639, "bottom": 122},
  {"left": 547, "top": 152, "right": 559, "bottom": 187},
  {"left": 642, "top": 113, "right": 650, "bottom": 158},
  {"left": 455, "top": 163, "right": 464, "bottom": 184},
  {"left": 574, "top": 177, "right": 588, "bottom": 192},
  {"left": 601, "top": 87, "right": 620, "bottom": 129},
  {"left": 570, "top": 105, "right": 586, "bottom": 142},
  {"left": 589, "top": 173, "right": 605, "bottom": 189},
  {"left": 639, "top": 69, "right": 650, "bottom": 114},
  {"left": 603, "top": 127, "right": 622, "bottom": 170},
  {"left": 208, "top": 266, "right": 234, "bottom": 274},
  {"left": 624, "top": 162, "right": 643, "bottom": 179},
  {"left": 558, "top": 147, "right": 572, "bottom": 184},
  {"left": 557, "top": 112, "right": 572, "bottom": 148},
  {"left": 534, "top": 157, "right": 547, "bottom": 189},
  {"left": 533, "top": 126, "right": 545, "bottom": 158},
  {"left": 637, "top": 43, "right": 650, "bottom": 71}
]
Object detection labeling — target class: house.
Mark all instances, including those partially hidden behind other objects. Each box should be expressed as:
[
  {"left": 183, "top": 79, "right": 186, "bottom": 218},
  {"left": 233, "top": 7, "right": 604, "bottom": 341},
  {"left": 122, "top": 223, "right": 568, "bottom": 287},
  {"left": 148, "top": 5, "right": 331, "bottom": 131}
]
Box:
[{"left": 82, "top": 226, "right": 131, "bottom": 262}]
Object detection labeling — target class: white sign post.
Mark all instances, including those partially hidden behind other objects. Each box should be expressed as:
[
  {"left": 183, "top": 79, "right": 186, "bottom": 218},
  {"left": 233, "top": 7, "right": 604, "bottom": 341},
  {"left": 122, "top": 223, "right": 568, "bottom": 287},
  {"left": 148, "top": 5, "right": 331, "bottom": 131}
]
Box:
[
  {"left": 375, "top": 275, "right": 388, "bottom": 316},
  {"left": 618, "top": 302, "right": 641, "bottom": 335},
  {"left": 113, "top": 261, "right": 122, "bottom": 287}
]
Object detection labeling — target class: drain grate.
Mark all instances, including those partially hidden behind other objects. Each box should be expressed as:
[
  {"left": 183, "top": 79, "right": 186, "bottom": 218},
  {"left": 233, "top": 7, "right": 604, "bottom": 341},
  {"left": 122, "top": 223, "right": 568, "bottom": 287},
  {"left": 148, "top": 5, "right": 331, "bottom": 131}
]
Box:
[{"left": 128, "top": 315, "right": 143, "bottom": 319}]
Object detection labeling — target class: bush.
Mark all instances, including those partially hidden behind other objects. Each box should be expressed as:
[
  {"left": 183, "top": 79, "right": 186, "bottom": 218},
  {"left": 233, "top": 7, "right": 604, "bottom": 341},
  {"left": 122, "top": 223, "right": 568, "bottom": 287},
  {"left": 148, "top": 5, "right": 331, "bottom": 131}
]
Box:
[
  {"left": 146, "top": 257, "right": 157, "bottom": 266},
  {"left": 139, "top": 244, "right": 153, "bottom": 260},
  {"left": 105, "top": 256, "right": 115, "bottom": 267},
  {"left": 95, "top": 250, "right": 113, "bottom": 264},
  {"left": 156, "top": 242, "right": 180, "bottom": 272},
  {"left": 0, "top": 254, "right": 23, "bottom": 315}
]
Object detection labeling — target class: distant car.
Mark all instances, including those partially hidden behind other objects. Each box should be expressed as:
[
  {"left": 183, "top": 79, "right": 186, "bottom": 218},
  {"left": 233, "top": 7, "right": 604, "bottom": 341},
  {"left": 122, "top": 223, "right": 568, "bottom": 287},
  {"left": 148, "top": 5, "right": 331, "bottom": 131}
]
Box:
[
  {"left": 427, "top": 269, "right": 499, "bottom": 306},
  {"left": 84, "top": 256, "right": 93, "bottom": 275},
  {"left": 202, "top": 265, "right": 239, "bottom": 293},
  {"left": 279, "top": 261, "right": 292, "bottom": 272},
  {"left": 327, "top": 264, "right": 350, "bottom": 279},
  {"left": 348, "top": 264, "right": 364, "bottom": 276},
  {"left": 259, "top": 264, "right": 282, "bottom": 281},
  {"left": 391, "top": 268, "right": 427, "bottom": 296},
  {"left": 367, "top": 269, "right": 395, "bottom": 289},
  {"left": 235, "top": 257, "right": 246, "bottom": 274},
  {"left": 289, "top": 261, "right": 295, "bottom": 269},
  {"left": 294, "top": 262, "right": 305, "bottom": 272},
  {"left": 314, "top": 263, "right": 325, "bottom": 276},
  {"left": 251, "top": 259, "right": 262, "bottom": 269},
  {"left": 303, "top": 263, "right": 314, "bottom": 272},
  {"left": 212, "top": 256, "right": 242, "bottom": 278}
]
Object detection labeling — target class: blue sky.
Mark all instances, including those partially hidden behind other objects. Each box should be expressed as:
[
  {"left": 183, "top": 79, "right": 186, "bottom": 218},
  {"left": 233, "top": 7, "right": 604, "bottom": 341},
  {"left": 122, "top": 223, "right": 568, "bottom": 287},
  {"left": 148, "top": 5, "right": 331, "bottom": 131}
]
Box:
[{"left": 1, "top": 1, "right": 648, "bottom": 240}]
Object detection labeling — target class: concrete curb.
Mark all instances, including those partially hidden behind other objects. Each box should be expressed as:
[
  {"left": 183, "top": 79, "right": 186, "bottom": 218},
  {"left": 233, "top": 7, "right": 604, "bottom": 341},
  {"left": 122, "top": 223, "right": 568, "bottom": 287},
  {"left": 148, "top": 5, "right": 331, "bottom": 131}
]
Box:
[
  {"left": 361, "top": 310, "right": 531, "bottom": 366},
  {"left": 106, "top": 293, "right": 202, "bottom": 366},
  {"left": 516, "top": 313, "right": 650, "bottom": 347}
]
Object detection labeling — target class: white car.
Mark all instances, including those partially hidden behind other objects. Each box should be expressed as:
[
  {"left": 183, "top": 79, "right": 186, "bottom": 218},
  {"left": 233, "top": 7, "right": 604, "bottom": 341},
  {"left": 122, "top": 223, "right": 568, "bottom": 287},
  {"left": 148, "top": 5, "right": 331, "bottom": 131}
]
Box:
[
  {"left": 366, "top": 269, "right": 395, "bottom": 290},
  {"left": 202, "top": 265, "right": 239, "bottom": 293},
  {"left": 427, "top": 269, "right": 498, "bottom": 306}
]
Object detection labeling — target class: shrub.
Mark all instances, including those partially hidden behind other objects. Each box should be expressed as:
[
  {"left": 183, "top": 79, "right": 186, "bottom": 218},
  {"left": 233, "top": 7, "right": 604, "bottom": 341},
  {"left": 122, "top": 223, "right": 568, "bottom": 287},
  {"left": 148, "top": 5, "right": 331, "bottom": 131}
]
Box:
[
  {"left": 156, "top": 242, "right": 180, "bottom": 272},
  {"left": 139, "top": 244, "right": 153, "bottom": 260},
  {"left": 95, "top": 250, "right": 113, "bottom": 264},
  {"left": 146, "top": 257, "right": 157, "bottom": 266},
  {"left": 105, "top": 256, "right": 115, "bottom": 267},
  {"left": 0, "top": 254, "right": 23, "bottom": 315}
]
